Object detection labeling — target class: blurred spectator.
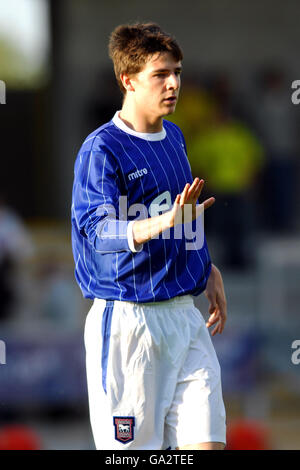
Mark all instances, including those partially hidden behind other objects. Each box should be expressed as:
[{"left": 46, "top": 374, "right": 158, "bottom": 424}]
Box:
[
  {"left": 188, "top": 99, "right": 264, "bottom": 270},
  {"left": 0, "top": 424, "right": 41, "bottom": 450},
  {"left": 206, "top": 71, "right": 250, "bottom": 125},
  {"left": 168, "top": 74, "right": 218, "bottom": 144},
  {"left": 226, "top": 419, "right": 271, "bottom": 450},
  {"left": 0, "top": 194, "right": 33, "bottom": 320},
  {"left": 255, "top": 66, "right": 299, "bottom": 233},
  {"left": 37, "top": 253, "right": 84, "bottom": 331}
]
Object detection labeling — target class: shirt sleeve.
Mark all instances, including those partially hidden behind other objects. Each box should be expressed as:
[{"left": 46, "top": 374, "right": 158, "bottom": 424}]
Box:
[
  {"left": 127, "top": 220, "right": 143, "bottom": 253},
  {"left": 72, "top": 146, "right": 143, "bottom": 254}
]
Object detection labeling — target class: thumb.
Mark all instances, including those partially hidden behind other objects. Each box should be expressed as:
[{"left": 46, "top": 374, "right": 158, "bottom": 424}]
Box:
[{"left": 195, "top": 203, "right": 204, "bottom": 218}]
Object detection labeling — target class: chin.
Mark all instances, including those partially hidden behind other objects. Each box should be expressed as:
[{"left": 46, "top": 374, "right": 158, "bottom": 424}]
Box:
[
  {"left": 165, "top": 108, "right": 176, "bottom": 117},
  {"left": 162, "top": 105, "right": 176, "bottom": 117}
]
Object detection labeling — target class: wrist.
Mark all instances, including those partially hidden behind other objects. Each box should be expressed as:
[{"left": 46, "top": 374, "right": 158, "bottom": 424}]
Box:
[{"left": 164, "top": 210, "right": 174, "bottom": 229}]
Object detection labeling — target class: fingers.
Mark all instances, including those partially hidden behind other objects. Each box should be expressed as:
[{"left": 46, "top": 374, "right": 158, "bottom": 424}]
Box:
[
  {"left": 206, "top": 309, "right": 218, "bottom": 328},
  {"left": 206, "top": 309, "right": 226, "bottom": 336},
  {"left": 174, "top": 194, "right": 181, "bottom": 205},
  {"left": 174, "top": 178, "right": 215, "bottom": 225},
  {"left": 187, "top": 178, "right": 203, "bottom": 201},
  {"left": 195, "top": 198, "right": 215, "bottom": 219},
  {"left": 206, "top": 299, "right": 227, "bottom": 336},
  {"left": 211, "top": 321, "right": 222, "bottom": 336},
  {"left": 180, "top": 179, "right": 215, "bottom": 208},
  {"left": 203, "top": 197, "right": 215, "bottom": 210},
  {"left": 180, "top": 183, "right": 190, "bottom": 207},
  {"left": 188, "top": 178, "right": 202, "bottom": 197},
  {"left": 180, "top": 178, "right": 201, "bottom": 204},
  {"left": 194, "top": 178, "right": 204, "bottom": 200}
]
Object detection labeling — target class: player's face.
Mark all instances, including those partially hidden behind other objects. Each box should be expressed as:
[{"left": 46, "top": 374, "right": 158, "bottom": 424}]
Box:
[{"left": 130, "top": 52, "right": 182, "bottom": 119}]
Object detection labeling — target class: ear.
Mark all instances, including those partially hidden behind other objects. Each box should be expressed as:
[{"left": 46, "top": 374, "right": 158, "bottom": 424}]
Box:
[{"left": 120, "top": 73, "right": 135, "bottom": 93}]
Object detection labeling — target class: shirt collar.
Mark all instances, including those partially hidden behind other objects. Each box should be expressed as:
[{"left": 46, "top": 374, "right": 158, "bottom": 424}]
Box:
[{"left": 112, "top": 111, "right": 166, "bottom": 141}]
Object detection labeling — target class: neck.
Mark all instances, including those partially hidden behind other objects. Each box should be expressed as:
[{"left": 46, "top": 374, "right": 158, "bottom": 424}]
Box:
[{"left": 120, "top": 98, "right": 163, "bottom": 133}]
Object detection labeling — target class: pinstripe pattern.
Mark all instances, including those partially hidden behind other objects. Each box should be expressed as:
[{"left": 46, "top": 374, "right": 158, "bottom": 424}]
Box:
[
  {"left": 166, "top": 126, "right": 207, "bottom": 274},
  {"left": 125, "top": 134, "right": 172, "bottom": 300},
  {"left": 71, "top": 113, "right": 212, "bottom": 301},
  {"left": 159, "top": 138, "right": 197, "bottom": 290},
  {"left": 106, "top": 130, "right": 157, "bottom": 301}
]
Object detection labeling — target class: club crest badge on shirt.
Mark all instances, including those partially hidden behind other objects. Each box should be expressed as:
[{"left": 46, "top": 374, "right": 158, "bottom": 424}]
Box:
[{"left": 113, "top": 416, "right": 135, "bottom": 443}]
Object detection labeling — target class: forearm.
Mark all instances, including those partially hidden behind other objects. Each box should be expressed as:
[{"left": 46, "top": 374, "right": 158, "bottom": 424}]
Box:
[
  {"left": 132, "top": 211, "right": 172, "bottom": 247},
  {"left": 131, "top": 179, "right": 214, "bottom": 248}
]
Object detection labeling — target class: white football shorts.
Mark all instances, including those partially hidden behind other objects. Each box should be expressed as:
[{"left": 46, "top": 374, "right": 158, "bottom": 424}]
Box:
[{"left": 84, "top": 294, "right": 226, "bottom": 450}]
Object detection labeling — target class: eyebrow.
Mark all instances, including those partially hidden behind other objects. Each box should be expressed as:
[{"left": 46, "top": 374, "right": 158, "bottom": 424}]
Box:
[{"left": 152, "top": 66, "right": 182, "bottom": 73}]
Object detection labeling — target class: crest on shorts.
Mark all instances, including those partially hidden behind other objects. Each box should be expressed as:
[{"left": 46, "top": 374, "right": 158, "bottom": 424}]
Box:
[{"left": 113, "top": 416, "right": 135, "bottom": 444}]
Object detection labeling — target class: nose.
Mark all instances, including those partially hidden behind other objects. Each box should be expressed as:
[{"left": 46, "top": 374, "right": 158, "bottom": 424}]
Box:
[{"left": 167, "top": 72, "right": 180, "bottom": 90}]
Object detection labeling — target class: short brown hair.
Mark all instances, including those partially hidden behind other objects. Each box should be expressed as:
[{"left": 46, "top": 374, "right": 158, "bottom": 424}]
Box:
[{"left": 108, "top": 22, "right": 183, "bottom": 94}]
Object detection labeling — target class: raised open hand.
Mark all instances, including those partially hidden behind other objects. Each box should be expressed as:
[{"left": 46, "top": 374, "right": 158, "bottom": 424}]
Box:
[{"left": 169, "top": 178, "right": 215, "bottom": 227}]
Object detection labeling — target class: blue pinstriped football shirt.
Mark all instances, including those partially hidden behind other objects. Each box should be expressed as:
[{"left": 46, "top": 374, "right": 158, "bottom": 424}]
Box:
[{"left": 71, "top": 111, "right": 211, "bottom": 302}]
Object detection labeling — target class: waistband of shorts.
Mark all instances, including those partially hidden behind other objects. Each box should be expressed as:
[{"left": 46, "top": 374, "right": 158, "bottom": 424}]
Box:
[{"left": 94, "top": 294, "right": 194, "bottom": 310}]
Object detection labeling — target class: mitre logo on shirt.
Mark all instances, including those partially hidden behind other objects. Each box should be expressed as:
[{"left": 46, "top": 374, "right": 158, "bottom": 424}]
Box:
[
  {"left": 127, "top": 168, "right": 148, "bottom": 181},
  {"left": 113, "top": 416, "right": 135, "bottom": 444}
]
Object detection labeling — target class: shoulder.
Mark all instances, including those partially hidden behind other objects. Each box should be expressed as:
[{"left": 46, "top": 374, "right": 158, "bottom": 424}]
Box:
[
  {"left": 163, "top": 119, "right": 185, "bottom": 142},
  {"left": 76, "top": 116, "right": 129, "bottom": 163},
  {"left": 73, "top": 120, "right": 124, "bottom": 176},
  {"left": 163, "top": 119, "right": 187, "bottom": 152},
  {"left": 80, "top": 120, "right": 119, "bottom": 153}
]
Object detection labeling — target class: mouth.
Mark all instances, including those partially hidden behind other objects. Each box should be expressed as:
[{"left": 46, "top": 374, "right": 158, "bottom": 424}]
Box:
[{"left": 163, "top": 96, "right": 177, "bottom": 104}]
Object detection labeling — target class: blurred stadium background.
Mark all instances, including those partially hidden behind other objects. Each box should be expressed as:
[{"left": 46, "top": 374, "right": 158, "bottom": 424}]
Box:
[{"left": 0, "top": 0, "right": 300, "bottom": 450}]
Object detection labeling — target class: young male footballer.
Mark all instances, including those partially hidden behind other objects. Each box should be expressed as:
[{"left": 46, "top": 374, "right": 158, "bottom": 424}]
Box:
[{"left": 71, "top": 22, "right": 227, "bottom": 450}]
